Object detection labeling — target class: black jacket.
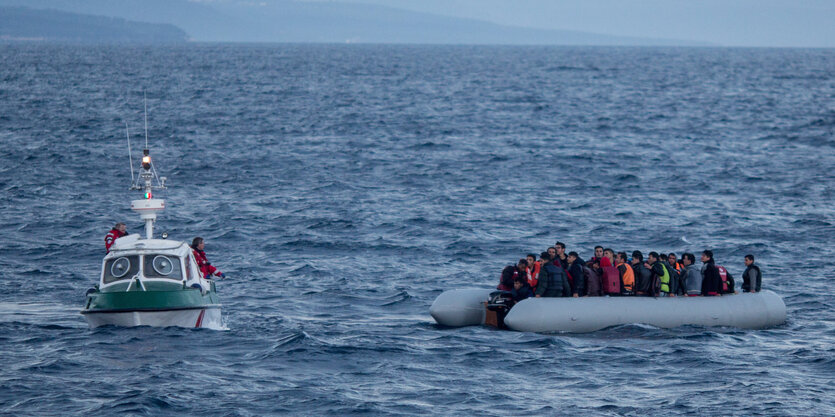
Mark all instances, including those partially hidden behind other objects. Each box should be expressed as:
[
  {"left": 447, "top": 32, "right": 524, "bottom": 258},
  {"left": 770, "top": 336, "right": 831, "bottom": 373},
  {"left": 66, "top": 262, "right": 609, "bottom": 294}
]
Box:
[
  {"left": 742, "top": 264, "right": 762, "bottom": 292},
  {"left": 568, "top": 260, "right": 585, "bottom": 296},
  {"left": 702, "top": 260, "right": 722, "bottom": 295},
  {"left": 511, "top": 285, "right": 534, "bottom": 302},
  {"left": 650, "top": 261, "right": 666, "bottom": 296},
  {"left": 632, "top": 262, "right": 653, "bottom": 295},
  {"left": 536, "top": 262, "right": 570, "bottom": 297}
]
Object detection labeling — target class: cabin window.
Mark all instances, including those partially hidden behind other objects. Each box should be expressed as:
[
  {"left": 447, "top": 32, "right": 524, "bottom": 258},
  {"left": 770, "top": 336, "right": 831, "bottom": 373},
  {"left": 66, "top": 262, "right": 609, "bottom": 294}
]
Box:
[
  {"left": 103, "top": 256, "right": 140, "bottom": 284},
  {"left": 143, "top": 254, "right": 183, "bottom": 280}
]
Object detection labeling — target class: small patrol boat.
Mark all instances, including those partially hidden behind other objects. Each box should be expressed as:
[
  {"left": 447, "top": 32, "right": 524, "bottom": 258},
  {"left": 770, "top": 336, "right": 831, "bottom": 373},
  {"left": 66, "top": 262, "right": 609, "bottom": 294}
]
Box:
[
  {"left": 81, "top": 124, "right": 222, "bottom": 329},
  {"left": 430, "top": 288, "right": 786, "bottom": 333}
]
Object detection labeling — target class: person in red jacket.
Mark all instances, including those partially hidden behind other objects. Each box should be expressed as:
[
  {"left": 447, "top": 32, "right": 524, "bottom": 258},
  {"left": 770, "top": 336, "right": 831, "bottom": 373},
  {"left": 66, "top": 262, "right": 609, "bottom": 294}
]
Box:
[
  {"left": 191, "top": 237, "right": 225, "bottom": 279},
  {"left": 104, "top": 222, "right": 128, "bottom": 253}
]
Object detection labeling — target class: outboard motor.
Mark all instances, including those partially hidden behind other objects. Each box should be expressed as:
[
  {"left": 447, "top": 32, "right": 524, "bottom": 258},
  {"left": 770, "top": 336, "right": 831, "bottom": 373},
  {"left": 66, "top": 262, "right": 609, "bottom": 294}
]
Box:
[{"left": 486, "top": 291, "right": 514, "bottom": 329}]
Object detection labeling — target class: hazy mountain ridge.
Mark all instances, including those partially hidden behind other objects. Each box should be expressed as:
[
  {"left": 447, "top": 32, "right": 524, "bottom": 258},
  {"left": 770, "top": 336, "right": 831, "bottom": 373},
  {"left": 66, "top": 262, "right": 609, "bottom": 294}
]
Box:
[
  {"left": 0, "top": 0, "right": 712, "bottom": 45},
  {"left": 0, "top": 6, "right": 187, "bottom": 43}
]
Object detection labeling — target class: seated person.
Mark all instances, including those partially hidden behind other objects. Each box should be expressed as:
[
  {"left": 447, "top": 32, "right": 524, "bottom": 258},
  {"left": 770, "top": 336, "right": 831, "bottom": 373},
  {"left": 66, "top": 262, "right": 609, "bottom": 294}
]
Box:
[{"left": 511, "top": 278, "right": 534, "bottom": 303}]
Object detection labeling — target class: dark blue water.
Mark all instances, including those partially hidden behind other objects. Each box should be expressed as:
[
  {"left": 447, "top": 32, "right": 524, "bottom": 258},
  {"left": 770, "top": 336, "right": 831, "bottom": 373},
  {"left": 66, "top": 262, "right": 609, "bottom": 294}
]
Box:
[{"left": 1, "top": 44, "right": 834, "bottom": 415}]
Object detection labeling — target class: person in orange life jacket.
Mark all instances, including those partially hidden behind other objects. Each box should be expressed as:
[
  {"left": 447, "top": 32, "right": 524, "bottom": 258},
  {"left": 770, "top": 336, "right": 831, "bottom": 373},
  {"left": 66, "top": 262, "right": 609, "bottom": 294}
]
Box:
[
  {"left": 566, "top": 251, "right": 585, "bottom": 298},
  {"left": 631, "top": 251, "right": 653, "bottom": 296},
  {"left": 681, "top": 253, "right": 703, "bottom": 296},
  {"left": 526, "top": 253, "right": 540, "bottom": 289},
  {"left": 587, "top": 245, "right": 604, "bottom": 269},
  {"left": 616, "top": 252, "right": 635, "bottom": 295},
  {"left": 510, "top": 277, "right": 534, "bottom": 303},
  {"left": 644, "top": 252, "right": 668, "bottom": 296},
  {"left": 742, "top": 254, "right": 762, "bottom": 293},
  {"left": 191, "top": 237, "right": 225, "bottom": 279},
  {"left": 700, "top": 250, "right": 722, "bottom": 296},
  {"left": 104, "top": 222, "right": 128, "bottom": 253},
  {"left": 667, "top": 253, "right": 683, "bottom": 273},
  {"left": 554, "top": 242, "right": 569, "bottom": 269}
]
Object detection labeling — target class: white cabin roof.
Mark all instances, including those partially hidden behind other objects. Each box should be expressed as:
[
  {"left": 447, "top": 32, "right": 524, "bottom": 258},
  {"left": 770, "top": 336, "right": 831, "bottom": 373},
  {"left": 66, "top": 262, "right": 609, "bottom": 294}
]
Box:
[{"left": 107, "top": 235, "right": 191, "bottom": 259}]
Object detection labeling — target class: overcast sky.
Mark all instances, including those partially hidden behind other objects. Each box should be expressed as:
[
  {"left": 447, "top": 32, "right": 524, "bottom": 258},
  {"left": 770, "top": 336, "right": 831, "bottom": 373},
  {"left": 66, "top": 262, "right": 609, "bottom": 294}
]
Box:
[{"left": 324, "top": 0, "right": 835, "bottom": 47}]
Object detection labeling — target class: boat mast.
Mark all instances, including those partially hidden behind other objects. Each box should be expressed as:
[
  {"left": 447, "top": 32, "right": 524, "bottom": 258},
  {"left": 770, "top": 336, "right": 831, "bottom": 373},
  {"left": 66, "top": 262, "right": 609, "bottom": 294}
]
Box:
[{"left": 129, "top": 99, "right": 167, "bottom": 239}]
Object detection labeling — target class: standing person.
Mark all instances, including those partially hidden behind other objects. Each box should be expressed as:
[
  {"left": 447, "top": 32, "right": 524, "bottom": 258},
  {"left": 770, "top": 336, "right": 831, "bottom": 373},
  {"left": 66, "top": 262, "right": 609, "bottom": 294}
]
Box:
[
  {"left": 567, "top": 251, "right": 585, "bottom": 298},
  {"left": 616, "top": 252, "right": 635, "bottom": 295},
  {"left": 742, "top": 254, "right": 762, "bottom": 293},
  {"left": 104, "top": 222, "right": 128, "bottom": 253},
  {"left": 681, "top": 253, "right": 703, "bottom": 296},
  {"left": 700, "top": 250, "right": 722, "bottom": 296},
  {"left": 554, "top": 242, "right": 569, "bottom": 269},
  {"left": 631, "top": 251, "right": 652, "bottom": 296},
  {"left": 191, "top": 237, "right": 225, "bottom": 279},
  {"left": 535, "top": 252, "right": 570, "bottom": 298}
]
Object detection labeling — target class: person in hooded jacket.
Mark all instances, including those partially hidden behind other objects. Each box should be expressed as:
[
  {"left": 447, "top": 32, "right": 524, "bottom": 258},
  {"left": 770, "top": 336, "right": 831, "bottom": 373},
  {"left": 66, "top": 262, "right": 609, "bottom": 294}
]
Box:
[
  {"left": 681, "top": 253, "right": 703, "bottom": 296},
  {"left": 631, "top": 251, "right": 653, "bottom": 296},
  {"left": 742, "top": 254, "right": 762, "bottom": 293},
  {"left": 535, "top": 252, "right": 570, "bottom": 297},
  {"left": 700, "top": 250, "right": 722, "bottom": 296},
  {"left": 192, "top": 237, "right": 225, "bottom": 279}
]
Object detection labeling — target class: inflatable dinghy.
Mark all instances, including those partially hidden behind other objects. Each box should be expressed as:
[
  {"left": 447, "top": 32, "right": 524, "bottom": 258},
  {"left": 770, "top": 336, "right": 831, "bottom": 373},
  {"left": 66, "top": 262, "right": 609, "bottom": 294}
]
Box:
[{"left": 430, "top": 288, "right": 786, "bottom": 333}]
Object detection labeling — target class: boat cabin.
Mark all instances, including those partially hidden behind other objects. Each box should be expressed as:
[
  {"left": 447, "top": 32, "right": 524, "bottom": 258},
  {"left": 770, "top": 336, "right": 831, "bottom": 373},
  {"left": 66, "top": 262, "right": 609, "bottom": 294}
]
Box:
[{"left": 101, "top": 234, "right": 208, "bottom": 291}]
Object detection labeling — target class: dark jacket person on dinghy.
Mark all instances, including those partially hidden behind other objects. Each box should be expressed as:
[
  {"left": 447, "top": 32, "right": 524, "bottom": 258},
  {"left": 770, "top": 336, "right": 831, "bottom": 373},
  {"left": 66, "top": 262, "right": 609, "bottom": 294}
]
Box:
[{"left": 535, "top": 252, "right": 570, "bottom": 298}]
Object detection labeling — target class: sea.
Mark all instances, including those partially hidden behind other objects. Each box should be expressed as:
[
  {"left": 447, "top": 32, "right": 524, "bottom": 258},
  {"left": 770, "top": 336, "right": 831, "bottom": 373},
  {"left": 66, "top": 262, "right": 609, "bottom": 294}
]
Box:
[{"left": 0, "top": 44, "right": 833, "bottom": 416}]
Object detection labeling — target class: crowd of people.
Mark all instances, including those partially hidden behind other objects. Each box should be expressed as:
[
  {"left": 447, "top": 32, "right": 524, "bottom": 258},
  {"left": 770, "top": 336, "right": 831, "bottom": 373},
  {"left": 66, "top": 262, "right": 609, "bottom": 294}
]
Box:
[{"left": 497, "top": 242, "right": 763, "bottom": 303}]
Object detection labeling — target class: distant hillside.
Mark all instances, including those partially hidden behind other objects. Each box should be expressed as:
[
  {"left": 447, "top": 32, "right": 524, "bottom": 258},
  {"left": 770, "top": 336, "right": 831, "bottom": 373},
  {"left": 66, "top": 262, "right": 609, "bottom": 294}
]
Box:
[
  {"left": 0, "top": 6, "right": 187, "bottom": 43},
  {"left": 0, "top": 0, "right": 711, "bottom": 46}
]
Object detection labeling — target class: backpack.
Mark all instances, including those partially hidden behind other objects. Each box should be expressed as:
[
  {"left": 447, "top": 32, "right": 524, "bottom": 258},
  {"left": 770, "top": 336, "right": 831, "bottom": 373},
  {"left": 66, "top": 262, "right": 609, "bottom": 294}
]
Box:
[
  {"left": 716, "top": 265, "right": 733, "bottom": 294},
  {"left": 583, "top": 266, "right": 601, "bottom": 297},
  {"left": 601, "top": 265, "right": 620, "bottom": 295},
  {"left": 716, "top": 266, "right": 735, "bottom": 294}
]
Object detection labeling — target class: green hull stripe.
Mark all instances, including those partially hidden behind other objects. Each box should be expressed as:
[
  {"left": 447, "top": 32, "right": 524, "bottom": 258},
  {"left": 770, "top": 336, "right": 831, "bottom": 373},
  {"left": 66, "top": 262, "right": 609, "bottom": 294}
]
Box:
[{"left": 84, "top": 288, "right": 220, "bottom": 312}]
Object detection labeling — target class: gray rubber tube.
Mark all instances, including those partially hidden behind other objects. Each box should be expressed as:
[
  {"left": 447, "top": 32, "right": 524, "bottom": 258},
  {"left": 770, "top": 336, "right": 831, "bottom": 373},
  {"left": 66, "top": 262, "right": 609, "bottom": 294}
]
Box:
[
  {"left": 429, "top": 289, "right": 787, "bottom": 333},
  {"left": 505, "top": 290, "right": 787, "bottom": 333},
  {"left": 429, "top": 288, "right": 492, "bottom": 327}
]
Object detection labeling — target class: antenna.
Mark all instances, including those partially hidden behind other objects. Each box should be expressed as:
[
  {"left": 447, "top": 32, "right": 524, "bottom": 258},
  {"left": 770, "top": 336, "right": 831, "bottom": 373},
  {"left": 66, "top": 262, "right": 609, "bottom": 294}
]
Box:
[
  {"left": 143, "top": 92, "right": 149, "bottom": 150},
  {"left": 126, "top": 121, "right": 135, "bottom": 184}
]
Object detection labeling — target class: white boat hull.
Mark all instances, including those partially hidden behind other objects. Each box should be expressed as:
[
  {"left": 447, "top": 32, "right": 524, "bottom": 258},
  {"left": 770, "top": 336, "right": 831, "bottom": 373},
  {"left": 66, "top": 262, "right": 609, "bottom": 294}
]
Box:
[
  {"left": 83, "top": 307, "right": 222, "bottom": 329},
  {"left": 430, "top": 288, "right": 786, "bottom": 333}
]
